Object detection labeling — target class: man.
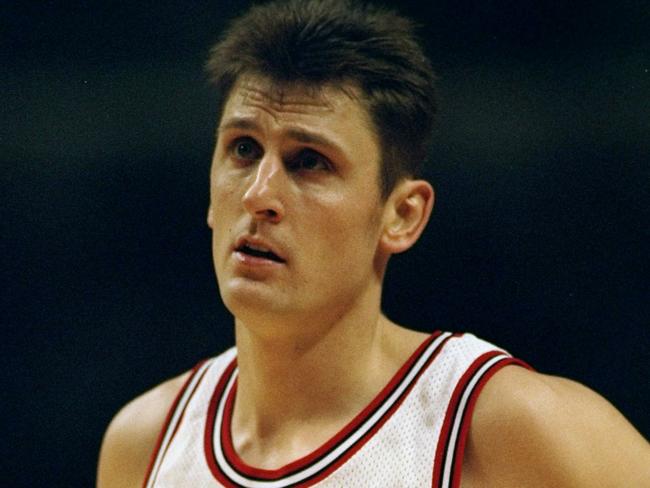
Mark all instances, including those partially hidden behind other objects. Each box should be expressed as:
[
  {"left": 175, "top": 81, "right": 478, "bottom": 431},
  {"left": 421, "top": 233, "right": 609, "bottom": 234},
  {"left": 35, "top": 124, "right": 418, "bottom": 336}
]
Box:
[{"left": 97, "top": 1, "right": 650, "bottom": 486}]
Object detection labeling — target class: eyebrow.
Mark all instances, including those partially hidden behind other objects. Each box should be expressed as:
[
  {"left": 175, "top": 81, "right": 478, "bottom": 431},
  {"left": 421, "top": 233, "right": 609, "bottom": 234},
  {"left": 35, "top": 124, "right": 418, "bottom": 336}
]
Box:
[
  {"left": 218, "top": 117, "right": 258, "bottom": 134},
  {"left": 218, "top": 117, "right": 342, "bottom": 153}
]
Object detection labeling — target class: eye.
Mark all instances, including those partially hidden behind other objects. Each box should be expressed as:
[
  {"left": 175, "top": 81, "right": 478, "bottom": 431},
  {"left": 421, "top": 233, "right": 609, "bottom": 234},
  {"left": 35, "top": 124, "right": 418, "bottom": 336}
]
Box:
[
  {"left": 229, "top": 137, "right": 263, "bottom": 162},
  {"left": 287, "top": 149, "right": 331, "bottom": 172}
]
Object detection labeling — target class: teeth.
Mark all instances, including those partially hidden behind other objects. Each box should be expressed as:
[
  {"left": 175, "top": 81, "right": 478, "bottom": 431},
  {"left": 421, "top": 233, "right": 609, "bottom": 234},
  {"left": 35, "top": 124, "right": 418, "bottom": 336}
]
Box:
[{"left": 246, "top": 243, "right": 271, "bottom": 253}]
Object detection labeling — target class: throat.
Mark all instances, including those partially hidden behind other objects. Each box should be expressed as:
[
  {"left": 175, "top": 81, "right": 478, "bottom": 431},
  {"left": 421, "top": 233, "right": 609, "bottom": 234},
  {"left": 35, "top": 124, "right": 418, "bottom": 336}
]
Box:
[
  {"left": 230, "top": 402, "right": 353, "bottom": 470},
  {"left": 228, "top": 318, "right": 417, "bottom": 469}
]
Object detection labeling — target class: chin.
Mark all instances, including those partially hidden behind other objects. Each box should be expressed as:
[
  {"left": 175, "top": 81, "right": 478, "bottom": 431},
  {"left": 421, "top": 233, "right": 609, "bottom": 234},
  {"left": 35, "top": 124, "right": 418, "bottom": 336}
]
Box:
[{"left": 220, "top": 278, "right": 288, "bottom": 317}]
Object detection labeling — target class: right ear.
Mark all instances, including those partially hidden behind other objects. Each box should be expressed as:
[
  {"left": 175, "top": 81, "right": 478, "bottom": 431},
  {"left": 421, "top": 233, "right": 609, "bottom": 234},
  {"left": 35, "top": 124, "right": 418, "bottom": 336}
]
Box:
[{"left": 377, "top": 178, "right": 434, "bottom": 255}]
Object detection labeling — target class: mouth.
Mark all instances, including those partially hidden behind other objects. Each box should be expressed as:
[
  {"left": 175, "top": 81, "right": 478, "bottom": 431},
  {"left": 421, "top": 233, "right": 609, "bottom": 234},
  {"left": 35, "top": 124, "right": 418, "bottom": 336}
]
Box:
[{"left": 235, "top": 242, "right": 286, "bottom": 263}]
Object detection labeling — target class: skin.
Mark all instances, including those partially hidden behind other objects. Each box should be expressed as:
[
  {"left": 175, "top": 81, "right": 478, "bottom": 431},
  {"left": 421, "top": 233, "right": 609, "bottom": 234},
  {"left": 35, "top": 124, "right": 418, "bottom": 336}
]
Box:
[
  {"left": 207, "top": 76, "right": 434, "bottom": 465},
  {"left": 97, "top": 76, "right": 650, "bottom": 487}
]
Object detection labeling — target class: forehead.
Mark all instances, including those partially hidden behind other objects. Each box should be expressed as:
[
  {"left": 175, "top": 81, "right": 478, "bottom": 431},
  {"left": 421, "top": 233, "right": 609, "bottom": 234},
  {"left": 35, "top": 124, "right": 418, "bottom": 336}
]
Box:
[
  {"left": 219, "top": 76, "right": 378, "bottom": 147},
  {"left": 229, "top": 77, "right": 340, "bottom": 115},
  {"left": 223, "top": 76, "right": 361, "bottom": 118}
]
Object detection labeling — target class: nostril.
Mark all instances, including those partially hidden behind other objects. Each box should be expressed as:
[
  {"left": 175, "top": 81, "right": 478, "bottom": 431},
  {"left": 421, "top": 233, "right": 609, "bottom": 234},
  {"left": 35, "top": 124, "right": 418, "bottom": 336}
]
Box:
[{"left": 257, "top": 208, "right": 281, "bottom": 221}]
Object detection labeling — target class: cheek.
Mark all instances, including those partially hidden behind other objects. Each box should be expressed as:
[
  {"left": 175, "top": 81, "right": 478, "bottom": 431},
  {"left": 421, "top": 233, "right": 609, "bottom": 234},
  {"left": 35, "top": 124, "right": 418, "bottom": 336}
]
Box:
[
  {"left": 210, "top": 171, "right": 241, "bottom": 216},
  {"left": 314, "top": 199, "right": 382, "bottom": 260},
  {"left": 209, "top": 174, "right": 243, "bottom": 252}
]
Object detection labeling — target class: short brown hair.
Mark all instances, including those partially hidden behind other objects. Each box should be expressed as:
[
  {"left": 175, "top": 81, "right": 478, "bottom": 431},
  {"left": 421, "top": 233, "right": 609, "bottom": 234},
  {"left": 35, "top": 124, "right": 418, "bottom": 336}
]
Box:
[{"left": 206, "top": 0, "right": 437, "bottom": 198}]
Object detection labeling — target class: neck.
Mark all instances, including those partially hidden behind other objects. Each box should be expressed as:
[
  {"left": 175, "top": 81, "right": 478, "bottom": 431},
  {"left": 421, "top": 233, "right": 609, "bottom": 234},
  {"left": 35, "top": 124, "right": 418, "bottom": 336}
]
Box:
[
  {"left": 234, "top": 307, "right": 389, "bottom": 430},
  {"left": 228, "top": 282, "right": 430, "bottom": 467},
  {"left": 228, "top": 286, "right": 427, "bottom": 466}
]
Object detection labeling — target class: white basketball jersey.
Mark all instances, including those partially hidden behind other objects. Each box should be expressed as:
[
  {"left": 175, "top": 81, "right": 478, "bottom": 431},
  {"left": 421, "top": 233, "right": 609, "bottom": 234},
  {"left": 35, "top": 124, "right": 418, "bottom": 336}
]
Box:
[{"left": 143, "top": 331, "right": 527, "bottom": 487}]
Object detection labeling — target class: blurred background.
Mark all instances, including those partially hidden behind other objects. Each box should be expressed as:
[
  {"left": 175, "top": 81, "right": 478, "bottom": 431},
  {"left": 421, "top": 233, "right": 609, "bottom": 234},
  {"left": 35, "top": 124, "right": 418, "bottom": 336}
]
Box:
[{"left": 2, "top": 0, "right": 648, "bottom": 486}]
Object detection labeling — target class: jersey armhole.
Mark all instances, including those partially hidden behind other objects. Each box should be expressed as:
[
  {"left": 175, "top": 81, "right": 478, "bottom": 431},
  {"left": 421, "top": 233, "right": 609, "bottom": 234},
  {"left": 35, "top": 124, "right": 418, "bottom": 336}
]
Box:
[
  {"left": 141, "top": 360, "right": 208, "bottom": 488},
  {"left": 432, "top": 351, "right": 532, "bottom": 488}
]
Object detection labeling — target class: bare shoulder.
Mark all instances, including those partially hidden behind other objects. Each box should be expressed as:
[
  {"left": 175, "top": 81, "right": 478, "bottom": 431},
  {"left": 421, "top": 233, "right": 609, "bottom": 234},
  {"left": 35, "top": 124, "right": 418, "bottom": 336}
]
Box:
[
  {"left": 96, "top": 371, "right": 191, "bottom": 488},
  {"left": 462, "top": 365, "right": 650, "bottom": 488}
]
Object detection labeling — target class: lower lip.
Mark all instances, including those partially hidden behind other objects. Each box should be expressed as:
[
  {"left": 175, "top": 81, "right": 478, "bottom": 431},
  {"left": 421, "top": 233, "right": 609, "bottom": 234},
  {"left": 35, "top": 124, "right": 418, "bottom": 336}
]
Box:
[{"left": 233, "top": 251, "right": 285, "bottom": 267}]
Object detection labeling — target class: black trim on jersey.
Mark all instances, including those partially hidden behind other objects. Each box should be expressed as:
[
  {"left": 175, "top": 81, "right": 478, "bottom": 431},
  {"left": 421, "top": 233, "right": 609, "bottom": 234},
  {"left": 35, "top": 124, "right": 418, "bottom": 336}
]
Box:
[
  {"left": 441, "top": 354, "right": 507, "bottom": 488},
  {"left": 432, "top": 351, "right": 531, "bottom": 488},
  {"left": 207, "top": 331, "right": 454, "bottom": 487}
]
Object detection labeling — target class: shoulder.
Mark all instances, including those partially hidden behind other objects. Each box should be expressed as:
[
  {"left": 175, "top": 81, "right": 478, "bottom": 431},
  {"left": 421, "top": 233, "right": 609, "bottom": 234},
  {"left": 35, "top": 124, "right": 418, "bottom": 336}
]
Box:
[
  {"left": 462, "top": 365, "right": 650, "bottom": 487},
  {"left": 96, "top": 371, "right": 191, "bottom": 488}
]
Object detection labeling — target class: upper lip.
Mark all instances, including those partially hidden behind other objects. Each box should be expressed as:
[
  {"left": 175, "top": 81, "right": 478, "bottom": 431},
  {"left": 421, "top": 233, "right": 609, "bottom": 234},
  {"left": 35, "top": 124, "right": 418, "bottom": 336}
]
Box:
[{"left": 233, "top": 235, "right": 287, "bottom": 263}]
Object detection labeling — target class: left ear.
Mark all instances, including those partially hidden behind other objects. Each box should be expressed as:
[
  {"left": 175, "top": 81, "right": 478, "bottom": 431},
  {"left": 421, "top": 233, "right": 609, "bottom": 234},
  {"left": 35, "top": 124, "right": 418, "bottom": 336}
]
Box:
[{"left": 379, "top": 179, "right": 435, "bottom": 255}]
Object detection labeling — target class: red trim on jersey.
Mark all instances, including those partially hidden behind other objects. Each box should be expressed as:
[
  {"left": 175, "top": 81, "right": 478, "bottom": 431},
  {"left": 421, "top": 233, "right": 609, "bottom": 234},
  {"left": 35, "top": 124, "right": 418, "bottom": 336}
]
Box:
[
  {"left": 281, "top": 330, "right": 451, "bottom": 487},
  {"left": 431, "top": 351, "right": 501, "bottom": 488},
  {"left": 431, "top": 352, "right": 532, "bottom": 488},
  {"left": 141, "top": 360, "right": 208, "bottom": 488},
  {"left": 204, "top": 358, "right": 239, "bottom": 487},
  {"left": 449, "top": 357, "right": 531, "bottom": 488},
  {"left": 205, "top": 331, "right": 452, "bottom": 486}
]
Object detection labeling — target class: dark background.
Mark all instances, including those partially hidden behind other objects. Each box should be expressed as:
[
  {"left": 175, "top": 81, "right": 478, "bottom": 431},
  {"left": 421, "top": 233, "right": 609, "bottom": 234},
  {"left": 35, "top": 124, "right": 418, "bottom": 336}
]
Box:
[{"left": 2, "top": 0, "right": 648, "bottom": 486}]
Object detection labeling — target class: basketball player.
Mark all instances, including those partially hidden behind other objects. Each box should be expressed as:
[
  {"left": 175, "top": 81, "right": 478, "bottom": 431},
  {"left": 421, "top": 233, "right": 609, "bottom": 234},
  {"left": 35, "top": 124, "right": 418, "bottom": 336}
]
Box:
[{"left": 97, "top": 1, "right": 650, "bottom": 486}]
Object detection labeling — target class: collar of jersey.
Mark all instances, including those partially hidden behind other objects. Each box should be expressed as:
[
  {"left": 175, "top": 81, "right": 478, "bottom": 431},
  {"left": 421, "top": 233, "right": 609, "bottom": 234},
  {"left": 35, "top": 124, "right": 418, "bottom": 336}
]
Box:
[{"left": 204, "top": 330, "right": 452, "bottom": 487}]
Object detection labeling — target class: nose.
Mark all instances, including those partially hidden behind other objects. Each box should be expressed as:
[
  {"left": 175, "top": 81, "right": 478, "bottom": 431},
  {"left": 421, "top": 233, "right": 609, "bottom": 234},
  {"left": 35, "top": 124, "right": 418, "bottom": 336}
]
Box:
[{"left": 242, "top": 154, "right": 286, "bottom": 223}]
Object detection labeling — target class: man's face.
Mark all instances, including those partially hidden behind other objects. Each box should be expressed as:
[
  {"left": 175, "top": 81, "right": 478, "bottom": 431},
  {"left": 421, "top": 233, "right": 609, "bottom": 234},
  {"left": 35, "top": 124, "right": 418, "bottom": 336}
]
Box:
[{"left": 208, "top": 76, "right": 388, "bottom": 327}]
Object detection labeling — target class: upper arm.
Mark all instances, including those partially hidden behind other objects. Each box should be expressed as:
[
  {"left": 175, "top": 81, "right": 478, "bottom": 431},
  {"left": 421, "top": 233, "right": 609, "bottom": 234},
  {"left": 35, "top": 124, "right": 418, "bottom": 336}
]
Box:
[
  {"left": 96, "top": 372, "right": 190, "bottom": 488},
  {"left": 463, "top": 366, "right": 650, "bottom": 488}
]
